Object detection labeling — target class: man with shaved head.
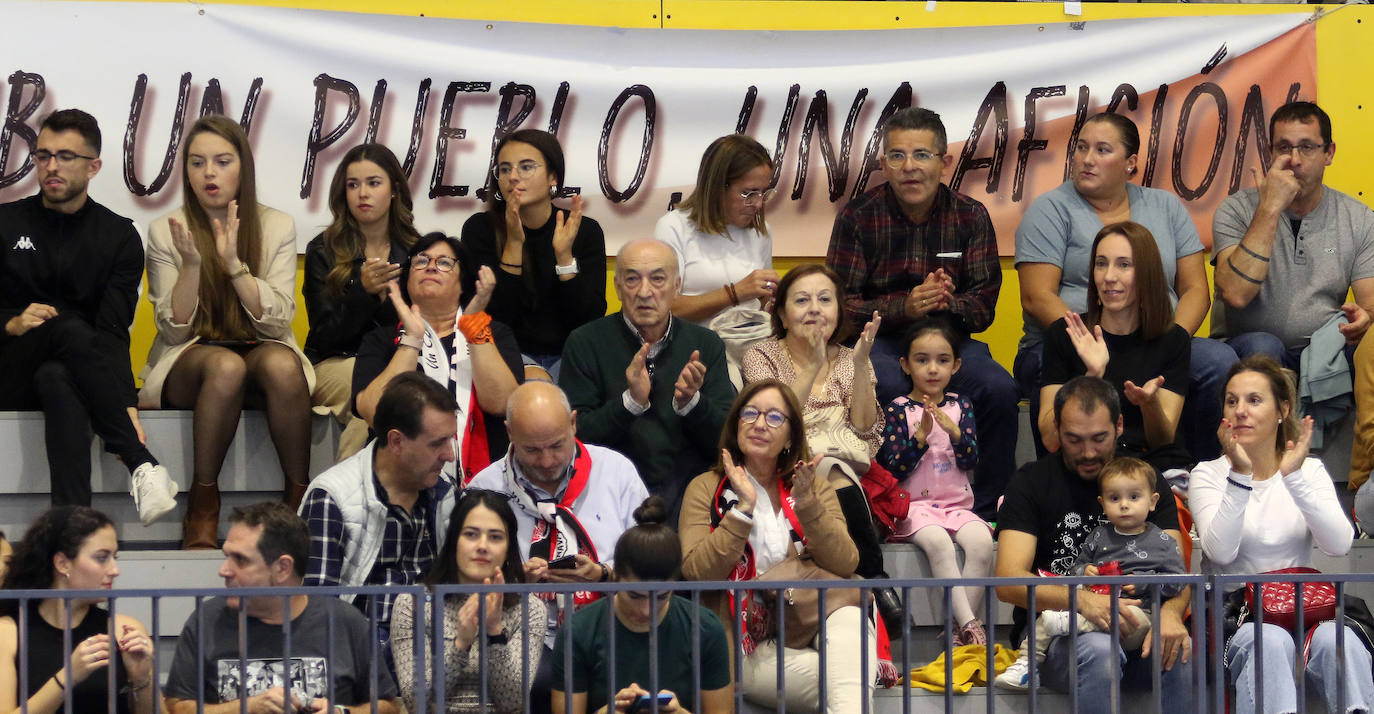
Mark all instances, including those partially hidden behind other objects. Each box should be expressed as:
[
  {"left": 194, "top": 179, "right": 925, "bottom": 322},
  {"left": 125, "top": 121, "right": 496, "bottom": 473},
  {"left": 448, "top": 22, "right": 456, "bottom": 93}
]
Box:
[
  {"left": 468, "top": 380, "right": 648, "bottom": 713},
  {"left": 559, "top": 238, "right": 734, "bottom": 514}
]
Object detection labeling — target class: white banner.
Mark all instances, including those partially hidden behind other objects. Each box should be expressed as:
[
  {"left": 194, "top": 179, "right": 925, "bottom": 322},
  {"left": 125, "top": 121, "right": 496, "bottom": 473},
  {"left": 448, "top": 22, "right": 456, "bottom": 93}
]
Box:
[{"left": 0, "top": 2, "right": 1313, "bottom": 254}]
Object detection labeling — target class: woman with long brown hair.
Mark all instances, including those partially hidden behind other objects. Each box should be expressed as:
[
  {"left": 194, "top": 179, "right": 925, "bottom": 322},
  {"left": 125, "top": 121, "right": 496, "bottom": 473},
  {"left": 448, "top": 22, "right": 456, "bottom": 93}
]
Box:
[{"left": 142, "top": 115, "right": 314, "bottom": 549}]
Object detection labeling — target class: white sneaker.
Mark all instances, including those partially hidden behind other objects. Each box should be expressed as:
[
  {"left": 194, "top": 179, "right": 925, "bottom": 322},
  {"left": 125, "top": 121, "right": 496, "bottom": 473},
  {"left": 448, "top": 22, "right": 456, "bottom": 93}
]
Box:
[
  {"left": 131, "top": 463, "right": 178, "bottom": 526},
  {"left": 994, "top": 650, "right": 1033, "bottom": 691}
]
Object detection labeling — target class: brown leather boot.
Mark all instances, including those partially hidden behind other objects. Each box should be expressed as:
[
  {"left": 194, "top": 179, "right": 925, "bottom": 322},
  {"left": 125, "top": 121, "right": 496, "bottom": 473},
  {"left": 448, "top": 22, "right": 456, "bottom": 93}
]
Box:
[
  {"left": 285, "top": 479, "right": 309, "bottom": 512},
  {"left": 182, "top": 480, "right": 220, "bottom": 550}
]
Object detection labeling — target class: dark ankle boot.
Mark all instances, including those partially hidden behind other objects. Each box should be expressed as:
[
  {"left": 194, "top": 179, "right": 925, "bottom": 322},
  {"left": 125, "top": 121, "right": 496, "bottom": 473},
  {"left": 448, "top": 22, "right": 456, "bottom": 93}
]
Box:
[
  {"left": 874, "top": 585, "right": 905, "bottom": 635},
  {"left": 182, "top": 480, "right": 220, "bottom": 550}
]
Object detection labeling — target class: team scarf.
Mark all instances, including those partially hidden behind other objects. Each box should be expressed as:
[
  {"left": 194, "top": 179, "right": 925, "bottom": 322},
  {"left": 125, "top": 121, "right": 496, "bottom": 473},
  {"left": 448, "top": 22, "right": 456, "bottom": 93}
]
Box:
[
  {"left": 504, "top": 441, "right": 602, "bottom": 612},
  {"left": 410, "top": 318, "right": 489, "bottom": 483},
  {"left": 710, "top": 472, "right": 901, "bottom": 685}
]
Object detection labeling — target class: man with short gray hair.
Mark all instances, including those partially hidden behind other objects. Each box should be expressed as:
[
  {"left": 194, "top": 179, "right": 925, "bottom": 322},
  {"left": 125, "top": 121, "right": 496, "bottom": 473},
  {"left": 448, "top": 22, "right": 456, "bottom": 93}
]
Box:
[{"left": 559, "top": 238, "right": 733, "bottom": 513}]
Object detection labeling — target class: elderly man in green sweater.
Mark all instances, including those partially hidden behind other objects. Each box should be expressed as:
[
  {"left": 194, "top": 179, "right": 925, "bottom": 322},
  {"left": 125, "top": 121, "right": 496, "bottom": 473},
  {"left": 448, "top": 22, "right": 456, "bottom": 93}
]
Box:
[{"left": 559, "top": 238, "right": 735, "bottom": 517}]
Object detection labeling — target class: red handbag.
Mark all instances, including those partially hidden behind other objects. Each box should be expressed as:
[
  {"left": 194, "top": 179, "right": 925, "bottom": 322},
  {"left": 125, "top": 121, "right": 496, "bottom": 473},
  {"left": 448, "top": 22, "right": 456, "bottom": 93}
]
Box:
[{"left": 1244, "top": 567, "right": 1338, "bottom": 631}]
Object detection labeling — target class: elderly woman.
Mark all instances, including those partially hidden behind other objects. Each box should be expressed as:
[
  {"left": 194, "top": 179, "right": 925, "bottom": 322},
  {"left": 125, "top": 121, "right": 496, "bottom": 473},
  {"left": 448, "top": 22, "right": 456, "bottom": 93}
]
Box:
[
  {"left": 1190, "top": 355, "right": 1373, "bottom": 713},
  {"left": 352, "top": 234, "right": 523, "bottom": 480},
  {"left": 680, "top": 380, "right": 875, "bottom": 713},
  {"left": 1016, "top": 111, "right": 1235, "bottom": 461}
]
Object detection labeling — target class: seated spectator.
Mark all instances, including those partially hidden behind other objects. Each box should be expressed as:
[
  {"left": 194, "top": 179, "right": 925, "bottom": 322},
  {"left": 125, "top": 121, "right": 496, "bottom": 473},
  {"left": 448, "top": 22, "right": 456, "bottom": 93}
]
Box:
[
  {"left": 304, "top": 143, "right": 421, "bottom": 460},
  {"left": 467, "top": 380, "right": 647, "bottom": 714},
  {"left": 996, "top": 457, "right": 1185, "bottom": 690},
  {"left": 878, "top": 318, "right": 993, "bottom": 646},
  {"left": 995, "top": 376, "right": 1192, "bottom": 712},
  {"left": 462, "top": 129, "right": 606, "bottom": 381},
  {"left": 300, "top": 372, "right": 460, "bottom": 644},
  {"left": 553, "top": 495, "right": 732, "bottom": 714},
  {"left": 655, "top": 134, "right": 778, "bottom": 365},
  {"left": 0, "top": 506, "right": 156, "bottom": 714},
  {"left": 560, "top": 238, "right": 734, "bottom": 513},
  {"left": 142, "top": 115, "right": 315, "bottom": 549},
  {"left": 0, "top": 108, "right": 175, "bottom": 519},
  {"left": 392, "top": 489, "right": 546, "bottom": 714},
  {"left": 1016, "top": 111, "right": 1235, "bottom": 463},
  {"left": 1190, "top": 356, "right": 1372, "bottom": 713},
  {"left": 164, "top": 502, "right": 399, "bottom": 713},
  {"left": 740, "top": 263, "right": 901, "bottom": 628},
  {"left": 1037, "top": 221, "right": 1193, "bottom": 473},
  {"left": 680, "top": 380, "right": 874, "bottom": 712},
  {"left": 827, "top": 107, "right": 1017, "bottom": 520},
  {"left": 353, "top": 233, "right": 522, "bottom": 480}
]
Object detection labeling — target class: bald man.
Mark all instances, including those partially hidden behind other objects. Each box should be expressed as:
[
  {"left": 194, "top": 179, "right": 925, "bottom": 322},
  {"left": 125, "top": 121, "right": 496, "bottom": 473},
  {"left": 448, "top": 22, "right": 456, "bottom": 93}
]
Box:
[
  {"left": 559, "top": 238, "right": 734, "bottom": 514},
  {"left": 468, "top": 380, "right": 648, "bottom": 710}
]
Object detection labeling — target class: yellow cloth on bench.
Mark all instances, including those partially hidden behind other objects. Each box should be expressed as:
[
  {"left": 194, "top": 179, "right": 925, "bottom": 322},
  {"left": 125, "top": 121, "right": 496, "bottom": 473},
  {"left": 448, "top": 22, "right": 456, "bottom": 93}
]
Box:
[{"left": 909, "top": 643, "right": 1019, "bottom": 693}]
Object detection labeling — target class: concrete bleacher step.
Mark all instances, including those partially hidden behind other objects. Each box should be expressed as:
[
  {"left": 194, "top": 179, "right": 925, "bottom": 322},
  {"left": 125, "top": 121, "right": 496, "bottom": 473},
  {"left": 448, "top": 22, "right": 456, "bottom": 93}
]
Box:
[{"left": 0, "top": 410, "right": 339, "bottom": 543}]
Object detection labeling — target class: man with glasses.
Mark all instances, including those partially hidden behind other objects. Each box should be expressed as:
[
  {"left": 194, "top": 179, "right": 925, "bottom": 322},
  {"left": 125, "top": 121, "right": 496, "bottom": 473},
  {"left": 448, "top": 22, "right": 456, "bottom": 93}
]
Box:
[
  {"left": 826, "top": 106, "right": 1016, "bottom": 519},
  {"left": 1214, "top": 101, "right": 1374, "bottom": 367},
  {"left": 0, "top": 108, "right": 177, "bottom": 520},
  {"left": 559, "top": 238, "right": 734, "bottom": 516},
  {"left": 1214, "top": 102, "right": 1374, "bottom": 460},
  {"left": 468, "top": 380, "right": 648, "bottom": 714}
]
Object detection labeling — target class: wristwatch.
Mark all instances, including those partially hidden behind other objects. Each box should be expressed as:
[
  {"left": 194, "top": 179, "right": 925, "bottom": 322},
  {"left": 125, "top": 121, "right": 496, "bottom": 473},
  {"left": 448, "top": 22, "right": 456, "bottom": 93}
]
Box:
[{"left": 554, "top": 259, "right": 579, "bottom": 276}]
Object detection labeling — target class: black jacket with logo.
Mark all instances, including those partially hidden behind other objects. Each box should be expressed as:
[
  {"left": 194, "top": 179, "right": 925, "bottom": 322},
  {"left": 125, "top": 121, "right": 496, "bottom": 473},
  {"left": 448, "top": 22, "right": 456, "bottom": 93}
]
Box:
[{"left": 0, "top": 193, "right": 143, "bottom": 404}]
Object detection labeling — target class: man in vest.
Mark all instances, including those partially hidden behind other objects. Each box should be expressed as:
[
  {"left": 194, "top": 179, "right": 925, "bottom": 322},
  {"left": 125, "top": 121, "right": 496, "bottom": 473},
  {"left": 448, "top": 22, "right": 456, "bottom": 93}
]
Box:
[
  {"left": 468, "top": 379, "right": 648, "bottom": 714},
  {"left": 299, "top": 372, "right": 459, "bottom": 645}
]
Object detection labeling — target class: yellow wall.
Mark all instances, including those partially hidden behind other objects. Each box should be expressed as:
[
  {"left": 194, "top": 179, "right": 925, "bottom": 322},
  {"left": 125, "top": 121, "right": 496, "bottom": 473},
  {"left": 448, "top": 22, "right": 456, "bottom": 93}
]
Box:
[{"left": 118, "top": 1, "right": 1372, "bottom": 378}]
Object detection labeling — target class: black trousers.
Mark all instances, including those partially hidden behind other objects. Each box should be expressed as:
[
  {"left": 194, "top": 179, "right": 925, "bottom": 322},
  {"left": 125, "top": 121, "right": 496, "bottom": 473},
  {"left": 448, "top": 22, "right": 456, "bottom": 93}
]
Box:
[{"left": 0, "top": 315, "right": 154, "bottom": 505}]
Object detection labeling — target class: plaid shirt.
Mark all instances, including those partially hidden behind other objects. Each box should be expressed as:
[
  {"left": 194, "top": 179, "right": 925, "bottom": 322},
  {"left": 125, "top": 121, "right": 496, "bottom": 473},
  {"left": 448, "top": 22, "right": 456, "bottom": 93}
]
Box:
[
  {"left": 826, "top": 182, "right": 1001, "bottom": 336},
  {"left": 301, "top": 478, "right": 437, "bottom": 625}
]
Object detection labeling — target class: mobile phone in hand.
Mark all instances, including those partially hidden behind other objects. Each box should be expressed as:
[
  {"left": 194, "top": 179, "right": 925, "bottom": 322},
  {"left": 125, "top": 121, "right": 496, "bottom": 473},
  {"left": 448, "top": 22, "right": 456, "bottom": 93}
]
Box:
[
  {"left": 630, "top": 693, "right": 674, "bottom": 712},
  {"left": 547, "top": 554, "right": 579, "bottom": 569}
]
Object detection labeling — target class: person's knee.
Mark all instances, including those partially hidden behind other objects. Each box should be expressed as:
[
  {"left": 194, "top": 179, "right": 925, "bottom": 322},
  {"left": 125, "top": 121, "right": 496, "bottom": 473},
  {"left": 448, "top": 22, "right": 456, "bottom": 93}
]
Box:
[
  {"left": 32, "top": 361, "right": 75, "bottom": 393},
  {"left": 202, "top": 349, "right": 249, "bottom": 392},
  {"left": 1190, "top": 338, "right": 1238, "bottom": 387},
  {"left": 251, "top": 347, "right": 308, "bottom": 395},
  {"left": 44, "top": 315, "right": 98, "bottom": 353},
  {"left": 1074, "top": 632, "right": 1122, "bottom": 672},
  {"left": 1230, "top": 332, "right": 1286, "bottom": 361}
]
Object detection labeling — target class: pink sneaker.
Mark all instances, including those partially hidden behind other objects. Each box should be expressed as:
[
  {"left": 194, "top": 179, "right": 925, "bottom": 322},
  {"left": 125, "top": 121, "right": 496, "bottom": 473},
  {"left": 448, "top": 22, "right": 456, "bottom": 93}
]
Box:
[{"left": 960, "top": 619, "right": 987, "bottom": 646}]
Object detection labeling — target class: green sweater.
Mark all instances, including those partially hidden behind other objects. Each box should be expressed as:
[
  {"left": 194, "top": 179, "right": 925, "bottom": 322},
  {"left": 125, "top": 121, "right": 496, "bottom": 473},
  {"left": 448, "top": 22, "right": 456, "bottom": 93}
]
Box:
[{"left": 559, "top": 313, "right": 735, "bottom": 507}]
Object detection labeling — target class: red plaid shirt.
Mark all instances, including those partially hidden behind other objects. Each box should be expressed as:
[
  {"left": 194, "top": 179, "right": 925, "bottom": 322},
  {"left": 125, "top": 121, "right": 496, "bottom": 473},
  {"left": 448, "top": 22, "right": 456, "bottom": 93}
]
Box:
[{"left": 825, "top": 182, "right": 1001, "bottom": 336}]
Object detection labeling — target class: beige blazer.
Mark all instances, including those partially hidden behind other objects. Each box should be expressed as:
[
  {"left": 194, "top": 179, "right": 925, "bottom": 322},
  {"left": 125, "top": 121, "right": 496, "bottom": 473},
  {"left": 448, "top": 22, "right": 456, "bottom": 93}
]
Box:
[{"left": 139, "top": 205, "right": 315, "bottom": 407}]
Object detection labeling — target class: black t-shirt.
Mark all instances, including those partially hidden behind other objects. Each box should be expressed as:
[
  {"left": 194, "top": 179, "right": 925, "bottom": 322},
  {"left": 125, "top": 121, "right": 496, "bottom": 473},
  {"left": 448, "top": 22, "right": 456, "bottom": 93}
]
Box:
[
  {"left": 995, "top": 454, "right": 1180, "bottom": 640},
  {"left": 1040, "top": 316, "right": 1191, "bottom": 452}
]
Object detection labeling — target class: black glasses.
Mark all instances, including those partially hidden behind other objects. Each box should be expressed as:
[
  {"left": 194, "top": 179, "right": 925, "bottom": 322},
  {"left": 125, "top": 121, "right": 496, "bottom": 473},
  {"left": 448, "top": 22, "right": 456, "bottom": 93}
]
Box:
[
  {"left": 410, "top": 254, "right": 457, "bottom": 272},
  {"left": 739, "top": 406, "right": 789, "bottom": 429},
  {"left": 32, "top": 150, "right": 96, "bottom": 165}
]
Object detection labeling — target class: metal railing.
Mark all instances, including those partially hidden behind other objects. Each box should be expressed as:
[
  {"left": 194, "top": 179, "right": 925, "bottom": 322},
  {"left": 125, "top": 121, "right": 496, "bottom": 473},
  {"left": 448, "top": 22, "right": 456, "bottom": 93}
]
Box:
[{"left": 5, "top": 572, "right": 1374, "bottom": 713}]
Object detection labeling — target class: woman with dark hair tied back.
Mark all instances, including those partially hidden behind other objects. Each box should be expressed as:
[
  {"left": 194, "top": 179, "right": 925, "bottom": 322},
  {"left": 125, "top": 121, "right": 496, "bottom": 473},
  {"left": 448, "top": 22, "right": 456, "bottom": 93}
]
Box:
[
  {"left": 552, "top": 496, "right": 732, "bottom": 714},
  {"left": 1016, "top": 111, "right": 1235, "bottom": 463},
  {"left": 391, "top": 489, "right": 545, "bottom": 714},
  {"left": 461, "top": 129, "right": 606, "bottom": 382},
  {"left": 304, "top": 143, "right": 421, "bottom": 460},
  {"left": 142, "top": 114, "right": 315, "bottom": 549},
  {"left": 0, "top": 507, "right": 156, "bottom": 714}
]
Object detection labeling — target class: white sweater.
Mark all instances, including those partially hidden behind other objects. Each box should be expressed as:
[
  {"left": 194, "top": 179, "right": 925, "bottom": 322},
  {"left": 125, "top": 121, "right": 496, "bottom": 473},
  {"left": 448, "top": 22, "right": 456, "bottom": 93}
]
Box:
[{"left": 1189, "top": 455, "right": 1353, "bottom": 585}]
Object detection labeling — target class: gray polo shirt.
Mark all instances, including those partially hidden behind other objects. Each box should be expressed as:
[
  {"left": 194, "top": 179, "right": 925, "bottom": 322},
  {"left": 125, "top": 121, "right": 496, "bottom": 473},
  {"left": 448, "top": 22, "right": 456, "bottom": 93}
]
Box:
[
  {"left": 1014, "top": 181, "right": 1204, "bottom": 350},
  {"left": 1211, "top": 186, "right": 1374, "bottom": 349}
]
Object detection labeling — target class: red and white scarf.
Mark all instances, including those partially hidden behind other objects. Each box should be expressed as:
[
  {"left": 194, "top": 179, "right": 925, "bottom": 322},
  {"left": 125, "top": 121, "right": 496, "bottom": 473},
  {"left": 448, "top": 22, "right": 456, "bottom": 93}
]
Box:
[{"left": 505, "top": 441, "right": 602, "bottom": 615}]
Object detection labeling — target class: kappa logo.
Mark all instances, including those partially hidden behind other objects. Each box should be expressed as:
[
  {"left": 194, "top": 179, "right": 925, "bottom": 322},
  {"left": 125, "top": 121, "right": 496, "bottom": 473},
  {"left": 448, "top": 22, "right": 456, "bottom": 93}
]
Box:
[{"left": 12, "top": 235, "right": 35, "bottom": 250}]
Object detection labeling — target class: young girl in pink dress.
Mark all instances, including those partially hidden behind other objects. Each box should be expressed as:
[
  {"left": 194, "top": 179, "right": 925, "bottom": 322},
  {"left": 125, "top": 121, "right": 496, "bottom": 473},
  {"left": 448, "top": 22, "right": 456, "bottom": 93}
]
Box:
[{"left": 877, "top": 319, "right": 993, "bottom": 646}]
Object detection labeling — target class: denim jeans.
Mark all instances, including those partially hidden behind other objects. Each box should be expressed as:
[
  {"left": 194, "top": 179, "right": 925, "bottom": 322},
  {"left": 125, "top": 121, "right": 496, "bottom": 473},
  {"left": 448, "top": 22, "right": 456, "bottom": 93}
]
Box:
[
  {"left": 1226, "top": 620, "right": 1374, "bottom": 714},
  {"left": 870, "top": 334, "right": 1018, "bottom": 520},
  {"left": 1040, "top": 630, "right": 1195, "bottom": 713}
]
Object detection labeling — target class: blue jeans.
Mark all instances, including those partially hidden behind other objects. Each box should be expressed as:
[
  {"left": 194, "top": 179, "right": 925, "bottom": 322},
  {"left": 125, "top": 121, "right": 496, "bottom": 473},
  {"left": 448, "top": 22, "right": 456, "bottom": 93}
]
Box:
[
  {"left": 522, "top": 353, "right": 562, "bottom": 382},
  {"left": 1041, "top": 630, "right": 1195, "bottom": 714},
  {"left": 870, "top": 334, "right": 1018, "bottom": 520},
  {"left": 1226, "top": 621, "right": 1374, "bottom": 714},
  {"left": 1228, "top": 331, "right": 1358, "bottom": 375},
  {"left": 1013, "top": 337, "right": 1237, "bottom": 464}
]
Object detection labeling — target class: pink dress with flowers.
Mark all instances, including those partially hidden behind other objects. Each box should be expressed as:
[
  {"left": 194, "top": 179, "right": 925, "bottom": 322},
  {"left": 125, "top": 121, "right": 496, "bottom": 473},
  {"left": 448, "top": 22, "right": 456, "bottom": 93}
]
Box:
[{"left": 877, "top": 393, "right": 988, "bottom": 537}]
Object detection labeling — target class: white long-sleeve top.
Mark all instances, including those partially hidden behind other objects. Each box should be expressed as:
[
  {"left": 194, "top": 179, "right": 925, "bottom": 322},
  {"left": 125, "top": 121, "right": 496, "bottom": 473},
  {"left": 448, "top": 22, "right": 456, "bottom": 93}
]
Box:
[{"left": 1189, "top": 455, "right": 1353, "bottom": 587}]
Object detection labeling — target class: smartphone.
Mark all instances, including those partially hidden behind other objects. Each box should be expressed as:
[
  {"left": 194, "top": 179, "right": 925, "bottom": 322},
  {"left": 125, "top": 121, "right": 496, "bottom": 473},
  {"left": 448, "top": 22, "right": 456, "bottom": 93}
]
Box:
[
  {"left": 547, "top": 554, "right": 579, "bottom": 569},
  {"left": 629, "top": 693, "right": 674, "bottom": 712}
]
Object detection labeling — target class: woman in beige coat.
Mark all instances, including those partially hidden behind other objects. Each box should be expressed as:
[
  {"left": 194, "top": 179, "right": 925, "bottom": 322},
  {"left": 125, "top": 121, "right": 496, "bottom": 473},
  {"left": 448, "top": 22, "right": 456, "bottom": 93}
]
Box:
[
  {"left": 141, "top": 115, "right": 314, "bottom": 549},
  {"left": 679, "top": 379, "right": 873, "bottom": 713}
]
